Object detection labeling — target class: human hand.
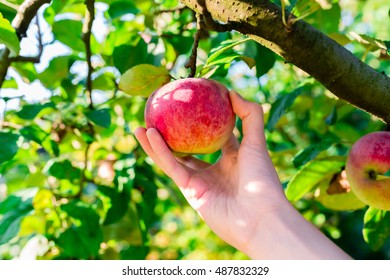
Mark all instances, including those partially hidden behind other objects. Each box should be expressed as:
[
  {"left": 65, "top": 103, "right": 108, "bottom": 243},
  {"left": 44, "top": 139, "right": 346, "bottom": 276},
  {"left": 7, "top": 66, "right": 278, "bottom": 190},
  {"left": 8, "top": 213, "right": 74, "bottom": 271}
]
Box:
[{"left": 134, "top": 90, "right": 288, "bottom": 254}]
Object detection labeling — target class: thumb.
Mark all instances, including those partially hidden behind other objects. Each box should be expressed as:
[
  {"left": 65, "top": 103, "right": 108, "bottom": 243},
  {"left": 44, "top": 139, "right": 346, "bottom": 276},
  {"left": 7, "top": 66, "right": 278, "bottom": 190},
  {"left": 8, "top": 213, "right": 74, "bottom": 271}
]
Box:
[{"left": 229, "top": 90, "right": 266, "bottom": 147}]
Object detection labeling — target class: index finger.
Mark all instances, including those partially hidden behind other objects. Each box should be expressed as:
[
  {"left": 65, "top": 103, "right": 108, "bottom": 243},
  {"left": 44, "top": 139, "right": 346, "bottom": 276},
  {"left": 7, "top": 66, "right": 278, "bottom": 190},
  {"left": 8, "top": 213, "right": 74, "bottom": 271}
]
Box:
[{"left": 145, "top": 128, "right": 192, "bottom": 188}]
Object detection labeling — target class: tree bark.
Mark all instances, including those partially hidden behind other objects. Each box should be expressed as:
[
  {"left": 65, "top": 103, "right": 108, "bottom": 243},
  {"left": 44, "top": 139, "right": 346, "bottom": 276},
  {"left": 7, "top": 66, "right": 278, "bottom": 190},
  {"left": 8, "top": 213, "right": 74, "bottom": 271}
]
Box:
[{"left": 180, "top": 0, "right": 390, "bottom": 124}]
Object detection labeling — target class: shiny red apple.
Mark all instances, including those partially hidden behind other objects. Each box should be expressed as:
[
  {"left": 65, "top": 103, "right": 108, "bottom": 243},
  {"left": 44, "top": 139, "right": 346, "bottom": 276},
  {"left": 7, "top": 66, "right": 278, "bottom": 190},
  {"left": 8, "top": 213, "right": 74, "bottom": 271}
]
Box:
[
  {"left": 144, "top": 78, "right": 236, "bottom": 156},
  {"left": 345, "top": 131, "right": 390, "bottom": 210}
]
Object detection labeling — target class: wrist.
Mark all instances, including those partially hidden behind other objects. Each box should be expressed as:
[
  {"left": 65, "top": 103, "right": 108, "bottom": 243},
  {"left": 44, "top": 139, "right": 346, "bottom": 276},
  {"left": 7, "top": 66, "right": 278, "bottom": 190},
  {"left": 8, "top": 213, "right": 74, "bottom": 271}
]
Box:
[{"left": 242, "top": 198, "right": 351, "bottom": 260}]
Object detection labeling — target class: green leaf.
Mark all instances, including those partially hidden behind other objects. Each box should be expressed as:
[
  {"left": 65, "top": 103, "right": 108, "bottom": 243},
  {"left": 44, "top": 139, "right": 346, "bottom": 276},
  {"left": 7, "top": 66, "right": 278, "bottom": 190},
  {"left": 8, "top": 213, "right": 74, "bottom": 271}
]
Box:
[
  {"left": 285, "top": 156, "right": 346, "bottom": 202},
  {"left": 2, "top": 77, "right": 18, "bottom": 88},
  {"left": 0, "top": 3, "right": 18, "bottom": 22},
  {"left": 16, "top": 102, "right": 54, "bottom": 120},
  {"left": 384, "top": 41, "right": 390, "bottom": 53},
  {"left": 363, "top": 207, "right": 390, "bottom": 251},
  {"left": 52, "top": 19, "right": 85, "bottom": 52},
  {"left": 108, "top": 1, "right": 139, "bottom": 19},
  {"left": 254, "top": 43, "right": 276, "bottom": 78},
  {"left": 0, "top": 13, "right": 20, "bottom": 56},
  {"left": 293, "top": 0, "right": 340, "bottom": 34},
  {"left": 201, "top": 38, "right": 254, "bottom": 77},
  {"left": 120, "top": 245, "right": 148, "bottom": 260},
  {"left": 113, "top": 40, "right": 150, "bottom": 74},
  {"left": 39, "top": 56, "right": 72, "bottom": 88},
  {"left": 57, "top": 201, "right": 103, "bottom": 259},
  {"left": 97, "top": 185, "right": 130, "bottom": 225},
  {"left": 92, "top": 71, "right": 117, "bottom": 91},
  {"left": 45, "top": 159, "right": 81, "bottom": 182},
  {"left": 0, "top": 132, "right": 19, "bottom": 164},
  {"left": 206, "top": 38, "right": 251, "bottom": 66},
  {"left": 114, "top": 154, "right": 136, "bottom": 194},
  {"left": 266, "top": 87, "right": 303, "bottom": 131},
  {"left": 20, "top": 124, "right": 48, "bottom": 143},
  {"left": 85, "top": 108, "right": 112, "bottom": 128},
  {"left": 0, "top": 188, "right": 36, "bottom": 245},
  {"left": 134, "top": 169, "right": 157, "bottom": 229},
  {"left": 325, "top": 105, "right": 338, "bottom": 125},
  {"left": 328, "top": 33, "right": 351, "bottom": 46},
  {"left": 293, "top": 138, "right": 335, "bottom": 167},
  {"left": 118, "top": 64, "right": 171, "bottom": 97},
  {"left": 11, "top": 62, "right": 38, "bottom": 83}
]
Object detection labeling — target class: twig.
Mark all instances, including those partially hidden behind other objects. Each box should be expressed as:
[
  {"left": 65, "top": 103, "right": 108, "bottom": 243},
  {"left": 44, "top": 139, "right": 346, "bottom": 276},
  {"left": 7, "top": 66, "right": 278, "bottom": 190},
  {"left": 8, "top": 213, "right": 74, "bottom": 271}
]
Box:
[
  {"left": 81, "top": 0, "right": 95, "bottom": 110},
  {"left": 9, "top": 16, "right": 44, "bottom": 63},
  {"left": 75, "top": 0, "right": 96, "bottom": 197},
  {"left": 184, "top": 13, "right": 205, "bottom": 77},
  {"left": 0, "top": 0, "right": 51, "bottom": 89}
]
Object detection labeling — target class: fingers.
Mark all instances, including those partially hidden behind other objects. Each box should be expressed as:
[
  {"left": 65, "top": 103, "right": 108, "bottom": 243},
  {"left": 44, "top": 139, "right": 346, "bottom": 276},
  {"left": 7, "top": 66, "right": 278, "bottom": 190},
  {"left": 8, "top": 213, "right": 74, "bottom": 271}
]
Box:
[
  {"left": 177, "top": 156, "right": 211, "bottom": 170},
  {"left": 229, "top": 90, "right": 266, "bottom": 147},
  {"left": 221, "top": 134, "right": 239, "bottom": 155},
  {"left": 134, "top": 127, "right": 154, "bottom": 157},
  {"left": 134, "top": 127, "right": 191, "bottom": 188}
]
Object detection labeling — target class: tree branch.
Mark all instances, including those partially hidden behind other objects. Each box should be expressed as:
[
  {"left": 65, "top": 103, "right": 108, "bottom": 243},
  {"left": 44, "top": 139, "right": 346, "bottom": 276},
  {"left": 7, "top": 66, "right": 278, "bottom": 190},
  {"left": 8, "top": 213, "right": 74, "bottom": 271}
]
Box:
[
  {"left": 82, "top": 0, "right": 95, "bottom": 109},
  {"left": 0, "top": 0, "right": 51, "bottom": 89},
  {"left": 180, "top": 0, "right": 390, "bottom": 124}
]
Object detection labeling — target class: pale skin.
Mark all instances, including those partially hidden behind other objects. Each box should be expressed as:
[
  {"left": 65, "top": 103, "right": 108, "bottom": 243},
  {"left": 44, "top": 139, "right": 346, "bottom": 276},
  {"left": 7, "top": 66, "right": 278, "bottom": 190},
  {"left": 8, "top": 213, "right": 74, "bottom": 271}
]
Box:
[{"left": 134, "top": 90, "right": 352, "bottom": 260}]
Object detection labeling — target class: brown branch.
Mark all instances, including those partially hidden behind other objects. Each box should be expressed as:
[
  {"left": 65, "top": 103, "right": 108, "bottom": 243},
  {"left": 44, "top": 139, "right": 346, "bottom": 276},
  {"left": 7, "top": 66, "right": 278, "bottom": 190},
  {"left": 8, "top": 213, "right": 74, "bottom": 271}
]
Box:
[
  {"left": 82, "top": 0, "right": 95, "bottom": 110},
  {"left": 0, "top": 0, "right": 51, "bottom": 89},
  {"left": 0, "top": 49, "right": 11, "bottom": 89},
  {"left": 180, "top": 0, "right": 390, "bottom": 124},
  {"left": 12, "top": 0, "right": 51, "bottom": 39},
  {"left": 199, "top": 2, "right": 236, "bottom": 32}
]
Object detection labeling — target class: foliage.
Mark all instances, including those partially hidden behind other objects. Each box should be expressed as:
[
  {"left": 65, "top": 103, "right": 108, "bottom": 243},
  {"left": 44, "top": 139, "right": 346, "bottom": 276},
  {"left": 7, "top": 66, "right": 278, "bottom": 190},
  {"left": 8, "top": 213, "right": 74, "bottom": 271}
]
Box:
[{"left": 0, "top": 0, "right": 389, "bottom": 260}]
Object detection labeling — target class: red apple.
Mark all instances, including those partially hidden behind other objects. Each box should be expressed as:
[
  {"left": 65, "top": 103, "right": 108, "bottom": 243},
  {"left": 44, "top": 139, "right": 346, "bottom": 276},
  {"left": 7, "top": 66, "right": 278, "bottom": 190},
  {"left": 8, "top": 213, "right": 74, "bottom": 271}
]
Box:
[
  {"left": 144, "top": 78, "right": 236, "bottom": 155},
  {"left": 345, "top": 131, "right": 390, "bottom": 210}
]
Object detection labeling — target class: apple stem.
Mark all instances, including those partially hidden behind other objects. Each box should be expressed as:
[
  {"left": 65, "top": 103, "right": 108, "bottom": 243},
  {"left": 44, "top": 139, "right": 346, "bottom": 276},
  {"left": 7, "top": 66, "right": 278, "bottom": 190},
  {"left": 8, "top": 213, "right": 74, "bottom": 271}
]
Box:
[{"left": 368, "top": 170, "right": 377, "bottom": 180}]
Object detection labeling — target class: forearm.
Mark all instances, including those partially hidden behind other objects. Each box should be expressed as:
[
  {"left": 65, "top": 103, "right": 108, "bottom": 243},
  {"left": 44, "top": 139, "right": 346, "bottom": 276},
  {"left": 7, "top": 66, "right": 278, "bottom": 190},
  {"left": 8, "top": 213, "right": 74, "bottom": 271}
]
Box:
[{"left": 244, "top": 200, "right": 352, "bottom": 260}]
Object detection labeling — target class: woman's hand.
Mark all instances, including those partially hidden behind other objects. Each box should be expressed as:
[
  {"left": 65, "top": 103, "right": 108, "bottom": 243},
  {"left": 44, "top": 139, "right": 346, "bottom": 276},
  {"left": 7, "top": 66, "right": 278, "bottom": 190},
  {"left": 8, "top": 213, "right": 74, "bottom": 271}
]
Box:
[{"left": 135, "top": 91, "right": 351, "bottom": 260}]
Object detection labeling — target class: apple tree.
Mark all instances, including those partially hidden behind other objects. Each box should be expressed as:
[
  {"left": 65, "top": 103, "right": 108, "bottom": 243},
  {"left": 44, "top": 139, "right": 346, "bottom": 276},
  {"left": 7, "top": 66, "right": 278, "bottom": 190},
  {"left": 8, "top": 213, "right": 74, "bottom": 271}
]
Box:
[{"left": 0, "top": 0, "right": 389, "bottom": 259}]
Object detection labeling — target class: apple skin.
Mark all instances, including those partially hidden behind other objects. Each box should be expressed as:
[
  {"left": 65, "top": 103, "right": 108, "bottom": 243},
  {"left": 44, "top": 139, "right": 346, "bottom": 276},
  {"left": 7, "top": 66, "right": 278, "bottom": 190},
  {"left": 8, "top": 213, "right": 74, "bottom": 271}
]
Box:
[
  {"left": 345, "top": 131, "right": 390, "bottom": 210},
  {"left": 144, "top": 78, "right": 236, "bottom": 155}
]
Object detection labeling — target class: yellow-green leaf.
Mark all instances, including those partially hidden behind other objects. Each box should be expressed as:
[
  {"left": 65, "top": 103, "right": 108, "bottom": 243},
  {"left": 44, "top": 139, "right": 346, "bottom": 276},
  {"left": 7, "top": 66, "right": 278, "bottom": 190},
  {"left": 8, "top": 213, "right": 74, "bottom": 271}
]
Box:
[
  {"left": 314, "top": 177, "right": 366, "bottom": 211},
  {"left": 285, "top": 156, "right": 346, "bottom": 202},
  {"left": 0, "top": 13, "right": 20, "bottom": 56},
  {"left": 118, "top": 64, "right": 171, "bottom": 97},
  {"left": 349, "top": 32, "right": 387, "bottom": 52}
]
